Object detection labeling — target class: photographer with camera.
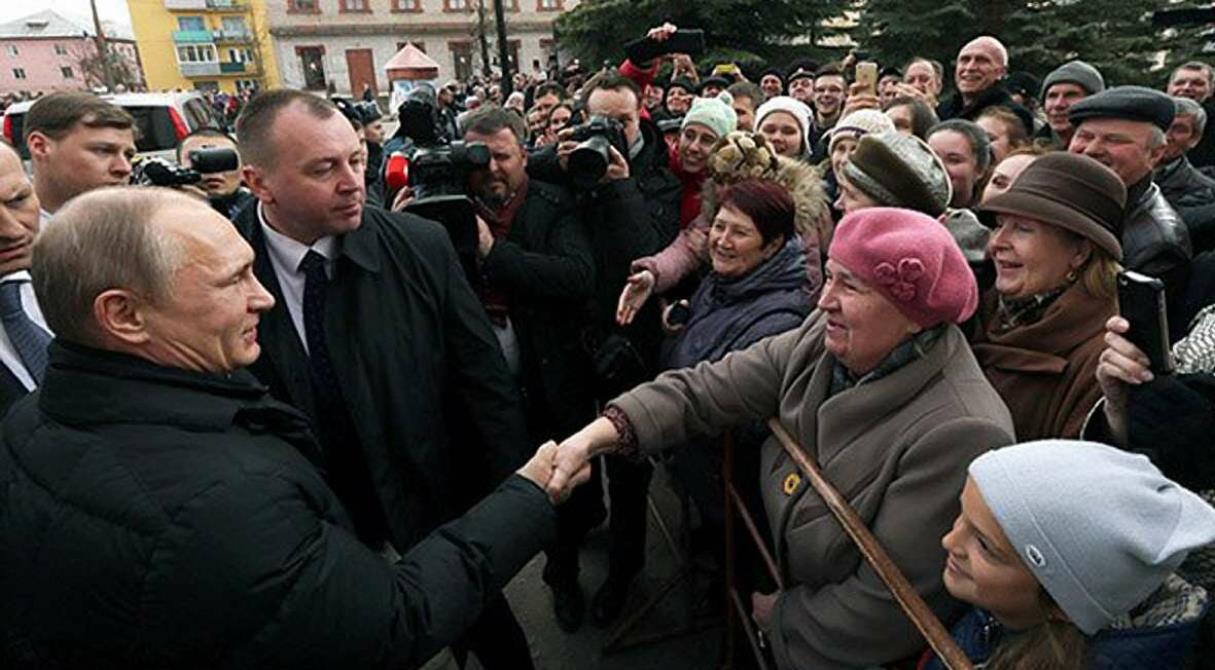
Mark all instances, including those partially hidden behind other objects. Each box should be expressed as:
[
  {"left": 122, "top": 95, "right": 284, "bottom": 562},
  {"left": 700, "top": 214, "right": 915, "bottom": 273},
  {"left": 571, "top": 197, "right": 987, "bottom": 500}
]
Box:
[
  {"left": 526, "top": 66, "right": 733, "bottom": 631},
  {"left": 176, "top": 129, "right": 254, "bottom": 220},
  {"left": 23, "top": 91, "right": 137, "bottom": 224},
  {"left": 462, "top": 107, "right": 604, "bottom": 634}
]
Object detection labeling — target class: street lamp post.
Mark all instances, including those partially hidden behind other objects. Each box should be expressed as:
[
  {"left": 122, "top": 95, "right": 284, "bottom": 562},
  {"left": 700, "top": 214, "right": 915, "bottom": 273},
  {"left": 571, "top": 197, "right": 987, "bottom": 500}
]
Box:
[{"left": 492, "top": 0, "right": 512, "bottom": 96}]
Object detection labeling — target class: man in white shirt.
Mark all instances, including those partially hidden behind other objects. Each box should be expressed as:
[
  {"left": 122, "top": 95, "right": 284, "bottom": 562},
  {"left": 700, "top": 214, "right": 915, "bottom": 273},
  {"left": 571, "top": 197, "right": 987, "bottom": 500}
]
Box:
[
  {"left": 24, "top": 91, "right": 137, "bottom": 221},
  {"left": 0, "top": 140, "right": 50, "bottom": 414}
]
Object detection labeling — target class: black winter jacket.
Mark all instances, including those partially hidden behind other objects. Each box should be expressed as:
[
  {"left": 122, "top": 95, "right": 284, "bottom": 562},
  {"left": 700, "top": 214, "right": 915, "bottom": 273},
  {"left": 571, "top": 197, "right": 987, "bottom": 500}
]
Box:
[
  {"left": 0, "top": 342, "right": 555, "bottom": 669},
  {"left": 1156, "top": 156, "right": 1215, "bottom": 254},
  {"left": 481, "top": 179, "right": 598, "bottom": 438}
]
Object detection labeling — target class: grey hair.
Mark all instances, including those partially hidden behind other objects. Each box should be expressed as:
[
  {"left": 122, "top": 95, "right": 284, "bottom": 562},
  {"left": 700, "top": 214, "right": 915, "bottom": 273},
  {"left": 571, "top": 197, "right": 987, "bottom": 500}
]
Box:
[
  {"left": 1148, "top": 125, "right": 1166, "bottom": 150},
  {"left": 32, "top": 187, "right": 188, "bottom": 346},
  {"left": 1173, "top": 96, "right": 1208, "bottom": 137}
]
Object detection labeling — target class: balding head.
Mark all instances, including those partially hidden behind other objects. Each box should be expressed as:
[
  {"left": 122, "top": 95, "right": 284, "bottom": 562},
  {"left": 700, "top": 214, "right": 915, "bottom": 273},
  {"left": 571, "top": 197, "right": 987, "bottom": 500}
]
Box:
[
  {"left": 33, "top": 187, "right": 273, "bottom": 373},
  {"left": 961, "top": 37, "right": 1008, "bottom": 68},
  {"left": 33, "top": 187, "right": 190, "bottom": 346},
  {"left": 0, "top": 140, "right": 39, "bottom": 276},
  {"left": 956, "top": 37, "right": 1008, "bottom": 102}
]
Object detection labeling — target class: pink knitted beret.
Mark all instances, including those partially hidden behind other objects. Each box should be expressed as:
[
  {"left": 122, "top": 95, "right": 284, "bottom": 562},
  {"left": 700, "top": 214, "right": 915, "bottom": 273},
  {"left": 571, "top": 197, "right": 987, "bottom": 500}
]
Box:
[{"left": 828, "top": 207, "right": 979, "bottom": 328}]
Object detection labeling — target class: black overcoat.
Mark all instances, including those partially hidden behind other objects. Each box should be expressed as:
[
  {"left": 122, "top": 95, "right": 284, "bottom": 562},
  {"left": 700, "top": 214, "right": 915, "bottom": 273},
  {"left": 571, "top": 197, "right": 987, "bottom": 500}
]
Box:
[{"left": 236, "top": 205, "right": 531, "bottom": 550}]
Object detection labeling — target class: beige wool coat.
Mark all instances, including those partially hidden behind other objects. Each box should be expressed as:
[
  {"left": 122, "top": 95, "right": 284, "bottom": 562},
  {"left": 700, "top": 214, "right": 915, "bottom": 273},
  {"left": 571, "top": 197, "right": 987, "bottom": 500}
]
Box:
[{"left": 611, "top": 311, "right": 1015, "bottom": 669}]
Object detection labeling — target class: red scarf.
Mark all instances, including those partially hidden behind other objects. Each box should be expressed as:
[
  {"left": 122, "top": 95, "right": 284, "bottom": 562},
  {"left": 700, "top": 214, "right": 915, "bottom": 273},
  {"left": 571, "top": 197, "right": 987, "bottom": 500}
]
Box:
[
  {"left": 667, "top": 143, "right": 706, "bottom": 230},
  {"left": 480, "top": 177, "right": 529, "bottom": 325}
]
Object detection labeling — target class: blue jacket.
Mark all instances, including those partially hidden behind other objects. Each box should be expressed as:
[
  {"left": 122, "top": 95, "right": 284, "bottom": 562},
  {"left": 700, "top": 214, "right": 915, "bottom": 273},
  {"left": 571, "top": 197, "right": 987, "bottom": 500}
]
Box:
[
  {"left": 664, "top": 236, "right": 813, "bottom": 371},
  {"left": 921, "top": 580, "right": 1209, "bottom": 670}
]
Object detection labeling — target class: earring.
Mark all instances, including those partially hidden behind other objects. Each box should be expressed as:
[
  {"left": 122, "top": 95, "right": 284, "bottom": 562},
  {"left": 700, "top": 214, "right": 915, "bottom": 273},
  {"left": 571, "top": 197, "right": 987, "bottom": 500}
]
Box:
[{"left": 1066, "top": 269, "right": 1078, "bottom": 283}]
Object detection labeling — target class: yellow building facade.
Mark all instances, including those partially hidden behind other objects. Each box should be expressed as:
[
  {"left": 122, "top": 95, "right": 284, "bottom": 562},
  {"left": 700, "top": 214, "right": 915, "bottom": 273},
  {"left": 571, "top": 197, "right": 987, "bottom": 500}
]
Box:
[{"left": 126, "top": 0, "right": 281, "bottom": 94}]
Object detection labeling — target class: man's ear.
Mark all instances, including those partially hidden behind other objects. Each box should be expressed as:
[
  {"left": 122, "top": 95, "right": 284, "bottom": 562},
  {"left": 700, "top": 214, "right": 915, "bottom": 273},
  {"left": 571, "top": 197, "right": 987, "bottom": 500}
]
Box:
[
  {"left": 26, "top": 131, "right": 51, "bottom": 161},
  {"left": 92, "top": 289, "right": 152, "bottom": 346},
  {"left": 242, "top": 165, "right": 272, "bottom": 204}
]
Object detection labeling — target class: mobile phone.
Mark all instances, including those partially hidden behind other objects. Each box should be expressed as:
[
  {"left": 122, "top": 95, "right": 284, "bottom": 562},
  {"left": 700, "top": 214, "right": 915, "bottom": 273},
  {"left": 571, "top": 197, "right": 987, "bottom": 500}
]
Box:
[
  {"left": 624, "top": 29, "right": 706, "bottom": 64},
  {"left": 713, "top": 63, "right": 740, "bottom": 78},
  {"left": 1117, "top": 270, "right": 1173, "bottom": 375},
  {"left": 855, "top": 61, "right": 878, "bottom": 96},
  {"left": 666, "top": 300, "right": 692, "bottom": 327}
]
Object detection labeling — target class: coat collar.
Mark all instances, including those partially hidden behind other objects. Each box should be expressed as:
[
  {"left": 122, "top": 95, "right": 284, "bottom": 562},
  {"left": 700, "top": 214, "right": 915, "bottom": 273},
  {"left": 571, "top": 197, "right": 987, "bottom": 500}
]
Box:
[
  {"left": 238, "top": 201, "right": 383, "bottom": 275},
  {"left": 38, "top": 340, "right": 288, "bottom": 431},
  {"left": 809, "top": 324, "right": 966, "bottom": 466},
  {"left": 972, "top": 282, "right": 1114, "bottom": 374}
]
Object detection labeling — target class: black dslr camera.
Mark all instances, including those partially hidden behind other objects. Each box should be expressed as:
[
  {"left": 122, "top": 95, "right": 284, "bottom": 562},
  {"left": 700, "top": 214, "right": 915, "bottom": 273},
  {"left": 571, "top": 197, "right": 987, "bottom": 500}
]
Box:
[
  {"left": 131, "top": 148, "right": 240, "bottom": 187},
  {"left": 566, "top": 116, "right": 628, "bottom": 189}
]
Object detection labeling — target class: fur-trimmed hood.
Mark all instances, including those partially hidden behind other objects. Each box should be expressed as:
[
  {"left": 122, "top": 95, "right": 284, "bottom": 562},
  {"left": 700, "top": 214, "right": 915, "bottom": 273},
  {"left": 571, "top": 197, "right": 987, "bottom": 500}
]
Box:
[{"left": 700, "top": 139, "right": 832, "bottom": 249}]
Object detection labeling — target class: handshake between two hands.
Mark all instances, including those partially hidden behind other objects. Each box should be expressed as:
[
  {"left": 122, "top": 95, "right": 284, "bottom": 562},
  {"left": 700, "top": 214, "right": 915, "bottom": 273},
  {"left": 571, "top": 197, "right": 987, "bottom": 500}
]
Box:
[{"left": 516, "top": 437, "right": 596, "bottom": 504}]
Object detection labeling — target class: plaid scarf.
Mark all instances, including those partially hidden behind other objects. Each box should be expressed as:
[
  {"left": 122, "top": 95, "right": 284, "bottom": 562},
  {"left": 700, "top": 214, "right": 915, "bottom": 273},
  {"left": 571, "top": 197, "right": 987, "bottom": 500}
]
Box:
[{"left": 993, "top": 285, "right": 1068, "bottom": 332}]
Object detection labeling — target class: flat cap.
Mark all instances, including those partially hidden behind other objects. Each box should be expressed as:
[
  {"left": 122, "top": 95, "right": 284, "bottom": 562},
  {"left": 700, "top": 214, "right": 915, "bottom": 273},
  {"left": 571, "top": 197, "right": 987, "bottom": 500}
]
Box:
[
  {"left": 699, "top": 76, "right": 731, "bottom": 93},
  {"left": 1068, "top": 85, "right": 1175, "bottom": 131},
  {"left": 786, "top": 59, "right": 819, "bottom": 83}
]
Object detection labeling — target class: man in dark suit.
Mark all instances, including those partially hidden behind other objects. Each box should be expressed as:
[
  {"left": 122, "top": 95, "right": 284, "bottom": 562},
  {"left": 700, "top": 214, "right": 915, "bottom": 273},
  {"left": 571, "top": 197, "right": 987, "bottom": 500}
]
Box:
[
  {"left": 233, "top": 90, "right": 535, "bottom": 669},
  {"left": 0, "top": 140, "right": 50, "bottom": 416}
]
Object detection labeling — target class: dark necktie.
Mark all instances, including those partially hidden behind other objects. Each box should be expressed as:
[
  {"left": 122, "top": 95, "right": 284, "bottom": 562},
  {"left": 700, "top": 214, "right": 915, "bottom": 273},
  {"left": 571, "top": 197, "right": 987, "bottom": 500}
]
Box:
[
  {"left": 0, "top": 281, "right": 50, "bottom": 384},
  {"left": 297, "top": 250, "right": 391, "bottom": 545},
  {"left": 299, "top": 251, "right": 336, "bottom": 384}
]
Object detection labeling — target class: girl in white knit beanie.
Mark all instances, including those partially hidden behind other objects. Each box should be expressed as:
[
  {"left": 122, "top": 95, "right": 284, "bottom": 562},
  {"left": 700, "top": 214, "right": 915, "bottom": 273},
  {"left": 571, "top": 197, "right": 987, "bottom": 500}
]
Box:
[{"left": 922, "top": 440, "right": 1215, "bottom": 669}]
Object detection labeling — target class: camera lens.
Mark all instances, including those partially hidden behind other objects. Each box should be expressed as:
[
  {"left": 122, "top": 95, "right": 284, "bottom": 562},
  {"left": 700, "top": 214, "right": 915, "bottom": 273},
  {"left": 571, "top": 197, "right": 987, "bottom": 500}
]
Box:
[{"left": 568, "top": 135, "right": 611, "bottom": 189}]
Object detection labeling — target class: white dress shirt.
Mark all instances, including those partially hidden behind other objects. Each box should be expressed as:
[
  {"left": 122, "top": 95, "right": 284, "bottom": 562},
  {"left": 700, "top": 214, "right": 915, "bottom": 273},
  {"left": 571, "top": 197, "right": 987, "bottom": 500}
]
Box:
[
  {"left": 0, "top": 271, "right": 50, "bottom": 391},
  {"left": 257, "top": 202, "right": 337, "bottom": 355}
]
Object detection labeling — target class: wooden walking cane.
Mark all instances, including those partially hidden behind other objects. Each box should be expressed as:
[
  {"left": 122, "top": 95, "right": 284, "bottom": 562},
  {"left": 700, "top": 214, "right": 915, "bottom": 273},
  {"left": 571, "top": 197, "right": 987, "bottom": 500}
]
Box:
[{"left": 766, "top": 418, "right": 974, "bottom": 670}]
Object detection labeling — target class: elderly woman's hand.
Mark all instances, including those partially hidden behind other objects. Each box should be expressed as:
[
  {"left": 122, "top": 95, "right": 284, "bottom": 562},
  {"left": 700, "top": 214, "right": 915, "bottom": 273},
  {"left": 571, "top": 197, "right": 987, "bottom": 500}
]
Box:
[
  {"left": 1096, "top": 316, "right": 1154, "bottom": 447},
  {"left": 617, "top": 270, "right": 656, "bottom": 326}
]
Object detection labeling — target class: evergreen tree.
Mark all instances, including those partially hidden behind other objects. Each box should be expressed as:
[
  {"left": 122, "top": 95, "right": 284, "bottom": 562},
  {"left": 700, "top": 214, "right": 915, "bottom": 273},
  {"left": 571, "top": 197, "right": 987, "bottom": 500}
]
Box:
[
  {"left": 858, "top": 0, "right": 1174, "bottom": 88},
  {"left": 554, "top": 0, "right": 852, "bottom": 75}
]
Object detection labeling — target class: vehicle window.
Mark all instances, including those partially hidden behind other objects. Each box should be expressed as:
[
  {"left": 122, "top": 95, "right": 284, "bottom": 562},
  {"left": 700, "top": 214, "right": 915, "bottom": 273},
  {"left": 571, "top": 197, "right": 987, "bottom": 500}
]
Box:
[
  {"left": 123, "top": 106, "right": 180, "bottom": 153},
  {"left": 183, "top": 98, "right": 217, "bottom": 131}
]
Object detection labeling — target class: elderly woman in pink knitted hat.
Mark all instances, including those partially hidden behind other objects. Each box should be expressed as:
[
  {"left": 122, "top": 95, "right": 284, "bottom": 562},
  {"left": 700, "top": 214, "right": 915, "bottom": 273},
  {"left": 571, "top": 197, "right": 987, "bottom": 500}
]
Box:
[{"left": 550, "top": 208, "right": 1016, "bottom": 670}]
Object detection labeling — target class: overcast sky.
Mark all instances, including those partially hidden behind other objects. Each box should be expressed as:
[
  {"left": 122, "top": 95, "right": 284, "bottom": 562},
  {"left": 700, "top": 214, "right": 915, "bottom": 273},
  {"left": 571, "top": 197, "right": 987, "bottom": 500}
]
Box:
[{"left": 0, "top": 0, "right": 132, "bottom": 31}]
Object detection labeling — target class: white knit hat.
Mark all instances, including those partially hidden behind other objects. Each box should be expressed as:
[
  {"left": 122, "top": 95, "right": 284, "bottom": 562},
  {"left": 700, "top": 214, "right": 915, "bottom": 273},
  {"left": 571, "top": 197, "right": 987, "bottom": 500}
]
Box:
[
  {"left": 827, "top": 109, "right": 896, "bottom": 153},
  {"left": 969, "top": 440, "right": 1215, "bottom": 635},
  {"left": 754, "top": 96, "right": 813, "bottom": 159}
]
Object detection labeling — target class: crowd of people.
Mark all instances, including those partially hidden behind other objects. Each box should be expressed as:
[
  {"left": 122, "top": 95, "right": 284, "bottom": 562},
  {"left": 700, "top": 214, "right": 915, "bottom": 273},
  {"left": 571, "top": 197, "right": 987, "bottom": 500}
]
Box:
[{"left": 0, "top": 22, "right": 1214, "bottom": 670}]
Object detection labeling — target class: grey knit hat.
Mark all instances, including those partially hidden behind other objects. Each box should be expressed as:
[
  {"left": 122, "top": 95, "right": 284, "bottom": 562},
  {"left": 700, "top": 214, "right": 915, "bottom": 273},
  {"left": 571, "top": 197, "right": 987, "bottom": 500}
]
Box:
[
  {"left": 1040, "top": 60, "right": 1105, "bottom": 99},
  {"left": 842, "top": 131, "right": 952, "bottom": 217},
  {"left": 969, "top": 440, "right": 1215, "bottom": 636}
]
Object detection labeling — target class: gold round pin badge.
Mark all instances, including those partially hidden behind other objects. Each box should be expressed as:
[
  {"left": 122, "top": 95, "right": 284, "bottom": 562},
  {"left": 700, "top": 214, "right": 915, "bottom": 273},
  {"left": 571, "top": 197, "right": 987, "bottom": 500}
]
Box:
[{"left": 783, "top": 472, "right": 801, "bottom": 495}]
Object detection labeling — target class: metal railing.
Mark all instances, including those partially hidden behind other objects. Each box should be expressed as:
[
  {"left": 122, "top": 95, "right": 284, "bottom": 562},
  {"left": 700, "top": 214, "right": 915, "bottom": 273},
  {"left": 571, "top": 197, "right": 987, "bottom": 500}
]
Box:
[{"left": 720, "top": 419, "right": 973, "bottom": 670}]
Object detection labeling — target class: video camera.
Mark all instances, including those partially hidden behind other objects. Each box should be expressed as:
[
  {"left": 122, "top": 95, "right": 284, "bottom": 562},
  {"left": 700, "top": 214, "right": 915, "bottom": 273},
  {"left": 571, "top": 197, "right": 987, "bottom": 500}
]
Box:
[
  {"left": 387, "top": 82, "right": 492, "bottom": 286},
  {"left": 566, "top": 115, "right": 629, "bottom": 189},
  {"left": 131, "top": 148, "right": 240, "bottom": 188}
]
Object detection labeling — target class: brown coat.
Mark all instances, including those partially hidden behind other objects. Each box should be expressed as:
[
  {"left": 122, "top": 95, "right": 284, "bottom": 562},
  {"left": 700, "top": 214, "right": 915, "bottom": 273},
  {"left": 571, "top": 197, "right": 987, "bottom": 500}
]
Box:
[
  {"left": 971, "top": 283, "right": 1115, "bottom": 441},
  {"left": 611, "top": 312, "right": 1015, "bottom": 669}
]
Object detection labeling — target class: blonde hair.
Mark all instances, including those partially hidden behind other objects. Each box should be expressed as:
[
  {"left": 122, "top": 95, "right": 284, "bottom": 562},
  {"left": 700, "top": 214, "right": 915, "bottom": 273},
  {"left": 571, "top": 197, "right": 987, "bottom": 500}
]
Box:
[
  {"left": 985, "top": 590, "right": 1088, "bottom": 670},
  {"left": 1079, "top": 249, "right": 1120, "bottom": 301}
]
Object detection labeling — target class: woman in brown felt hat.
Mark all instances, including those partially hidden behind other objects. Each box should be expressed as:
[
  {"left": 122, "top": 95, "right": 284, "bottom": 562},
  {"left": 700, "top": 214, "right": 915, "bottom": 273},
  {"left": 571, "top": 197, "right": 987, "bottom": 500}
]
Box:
[{"left": 971, "top": 152, "right": 1127, "bottom": 440}]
